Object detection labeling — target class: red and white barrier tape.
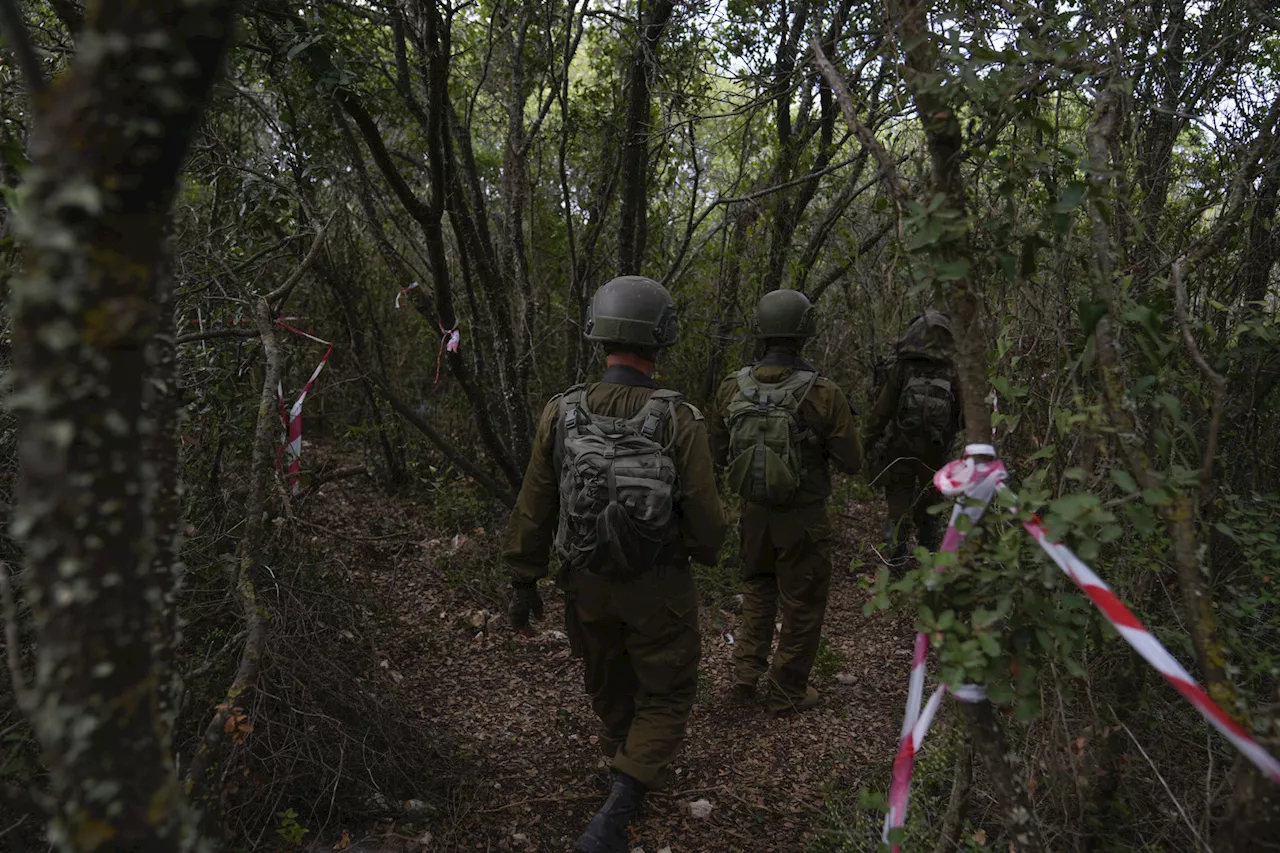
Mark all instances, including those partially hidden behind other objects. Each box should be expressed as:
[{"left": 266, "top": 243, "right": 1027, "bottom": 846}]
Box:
[
  {"left": 395, "top": 282, "right": 419, "bottom": 309},
  {"left": 435, "top": 322, "right": 460, "bottom": 384},
  {"left": 882, "top": 443, "right": 1001, "bottom": 848},
  {"left": 883, "top": 443, "right": 1280, "bottom": 848},
  {"left": 276, "top": 322, "right": 334, "bottom": 495}
]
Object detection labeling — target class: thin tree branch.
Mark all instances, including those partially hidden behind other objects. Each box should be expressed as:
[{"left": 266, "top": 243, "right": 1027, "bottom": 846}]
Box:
[
  {"left": 0, "top": 0, "right": 47, "bottom": 95},
  {"left": 809, "top": 39, "right": 907, "bottom": 206},
  {"left": 0, "top": 562, "right": 28, "bottom": 710},
  {"left": 379, "top": 381, "right": 516, "bottom": 508},
  {"left": 1171, "top": 258, "right": 1227, "bottom": 494},
  {"left": 302, "top": 465, "right": 369, "bottom": 497},
  {"left": 265, "top": 213, "right": 335, "bottom": 305},
  {"left": 175, "top": 327, "right": 259, "bottom": 345},
  {"left": 1117, "top": 716, "right": 1213, "bottom": 853}
]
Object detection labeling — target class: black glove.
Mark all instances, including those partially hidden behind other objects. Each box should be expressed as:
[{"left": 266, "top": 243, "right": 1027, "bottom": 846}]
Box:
[{"left": 508, "top": 582, "right": 544, "bottom": 630}]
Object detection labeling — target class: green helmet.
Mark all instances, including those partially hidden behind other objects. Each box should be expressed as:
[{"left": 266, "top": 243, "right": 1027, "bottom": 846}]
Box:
[
  {"left": 753, "top": 289, "right": 817, "bottom": 339},
  {"left": 584, "top": 275, "right": 678, "bottom": 349}
]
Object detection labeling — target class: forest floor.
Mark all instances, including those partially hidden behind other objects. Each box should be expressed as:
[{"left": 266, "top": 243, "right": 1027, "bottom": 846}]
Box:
[{"left": 307, "top": 468, "right": 916, "bottom": 853}]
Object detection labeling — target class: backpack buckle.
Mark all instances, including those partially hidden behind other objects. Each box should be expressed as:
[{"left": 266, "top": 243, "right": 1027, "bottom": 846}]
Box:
[
  {"left": 640, "top": 413, "right": 660, "bottom": 440},
  {"left": 565, "top": 409, "right": 578, "bottom": 431}
]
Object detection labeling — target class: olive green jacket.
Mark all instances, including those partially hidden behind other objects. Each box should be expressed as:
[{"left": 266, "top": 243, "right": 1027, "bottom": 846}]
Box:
[
  {"left": 503, "top": 366, "right": 728, "bottom": 583},
  {"left": 709, "top": 349, "right": 863, "bottom": 507}
]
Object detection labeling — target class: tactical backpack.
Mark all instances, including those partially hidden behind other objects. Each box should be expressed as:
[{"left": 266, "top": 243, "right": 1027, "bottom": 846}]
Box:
[
  {"left": 723, "top": 367, "right": 819, "bottom": 506},
  {"left": 553, "top": 386, "right": 682, "bottom": 579},
  {"left": 893, "top": 362, "right": 956, "bottom": 447}
]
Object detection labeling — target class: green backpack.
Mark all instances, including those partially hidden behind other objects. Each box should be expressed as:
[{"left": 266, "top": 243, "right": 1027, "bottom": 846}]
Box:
[
  {"left": 553, "top": 386, "right": 681, "bottom": 579},
  {"left": 724, "top": 367, "right": 819, "bottom": 505}
]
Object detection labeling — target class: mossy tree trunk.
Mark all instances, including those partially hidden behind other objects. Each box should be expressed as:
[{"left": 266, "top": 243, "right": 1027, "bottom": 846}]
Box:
[{"left": 6, "top": 2, "right": 237, "bottom": 849}]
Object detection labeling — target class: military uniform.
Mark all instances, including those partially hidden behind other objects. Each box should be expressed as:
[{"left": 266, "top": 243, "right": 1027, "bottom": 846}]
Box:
[
  {"left": 504, "top": 364, "right": 726, "bottom": 786},
  {"left": 710, "top": 345, "right": 862, "bottom": 712},
  {"left": 862, "top": 313, "right": 962, "bottom": 556}
]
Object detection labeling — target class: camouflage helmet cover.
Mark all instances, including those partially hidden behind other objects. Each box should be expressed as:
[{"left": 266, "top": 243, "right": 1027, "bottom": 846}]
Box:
[{"left": 895, "top": 309, "right": 954, "bottom": 359}]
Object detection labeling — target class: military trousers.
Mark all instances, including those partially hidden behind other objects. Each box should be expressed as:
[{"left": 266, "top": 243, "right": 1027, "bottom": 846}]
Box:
[
  {"left": 564, "top": 563, "right": 700, "bottom": 789},
  {"left": 733, "top": 503, "right": 833, "bottom": 711},
  {"left": 881, "top": 456, "right": 943, "bottom": 553}
]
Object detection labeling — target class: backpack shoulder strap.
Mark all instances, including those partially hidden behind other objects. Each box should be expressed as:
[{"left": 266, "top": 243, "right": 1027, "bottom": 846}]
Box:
[
  {"left": 555, "top": 385, "right": 588, "bottom": 472},
  {"left": 634, "top": 388, "right": 683, "bottom": 443},
  {"left": 734, "top": 366, "right": 759, "bottom": 400},
  {"left": 791, "top": 370, "right": 820, "bottom": 406},
  {"left": 560, "top": 384, "right": 590, "bottom": 433}
]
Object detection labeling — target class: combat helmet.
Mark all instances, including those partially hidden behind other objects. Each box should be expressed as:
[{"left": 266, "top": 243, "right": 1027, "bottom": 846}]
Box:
[
  {"left": 753, "top": 289, "right": 817, "bottom": 339},
  {"left": 894, "top": 309, "right": 953, "bottom": 360},
  {"left": 584, "top": 276, "right": 678, "bottom": 350}
]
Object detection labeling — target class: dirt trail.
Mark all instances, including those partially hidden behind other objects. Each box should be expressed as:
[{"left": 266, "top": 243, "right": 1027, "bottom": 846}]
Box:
[{"left": 321, "top": 479, "right": 914, "bottom": 852}]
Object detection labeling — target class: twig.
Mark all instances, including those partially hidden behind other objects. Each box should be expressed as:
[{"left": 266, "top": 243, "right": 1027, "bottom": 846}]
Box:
[
  {"left": 175, "top": 326, "right": 260, "bottom": 345},
  {"left": 0, "top": 813, "right": 27, "bottom": 840},
  {"left": 809, "top": 39, "right": 908, "bottom": 207},
  {"left": 302, "top": 465, "right": 369, "bottom": 497},
  {"left": 265, "top": 213, "right": 336, "bottom": 305},
  {"left": 1171, "top": 258, "right": 1227, "bottom": 494},
  {"left": 479, "top": 793, "right": 599, "bottom": 812},
  {"left": 0, "top": 562, "right": 28, "bottom": 710},
  {"left": 0, "top": 0, "right": 46, "bottom": 95},
  {"left": 932, "top": 741, "right": 973, "bottom": 853},
  {"left": 1116, "top": 716, "right": 1212, "bottom": 853}
]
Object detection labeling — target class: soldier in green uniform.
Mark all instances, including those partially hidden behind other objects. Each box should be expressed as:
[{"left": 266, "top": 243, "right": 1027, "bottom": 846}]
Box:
[
  {"left": 709, "top": 289, "right": 862, "bottom": 716},
  {"left": 503, "top": 275, "right": 727, "bottom": 853},
  {"left": 862, "top": 310, "right": 962, "bottom": 565}
]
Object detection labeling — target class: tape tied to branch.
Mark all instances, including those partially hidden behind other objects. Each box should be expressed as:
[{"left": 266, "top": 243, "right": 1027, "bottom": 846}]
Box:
[
  {"left": 883, "top": 443, "right": 1280, "bottom": 851},
  {"left": 395, "top": 282, "right": 419, "bottom": 309},
  {"left": 275, "top": 321, "right": 334, "bottom": 495},
  {"left": 435, "top": 321, "right": 461, "bottom": 384}
]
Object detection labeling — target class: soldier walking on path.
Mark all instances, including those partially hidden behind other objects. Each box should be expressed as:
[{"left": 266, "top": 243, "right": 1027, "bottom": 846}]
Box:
[
  {"left": 862, "top": 309, "right": 963, "bottom": 566},
  {"left": 710, "top": 289, "right": 862, "bottom": 716},
  {"left": 502, "top": 276, "right": 727, "bottom": 853}
]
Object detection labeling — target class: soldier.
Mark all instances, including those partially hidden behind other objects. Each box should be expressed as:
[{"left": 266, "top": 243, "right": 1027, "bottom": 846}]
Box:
[
  {"left": 710, "top": 289, "right": 862, "bottom": 716},
  {"left": 503, "top": 276, "right": 727, "bottom": 853},
  {"left": 862, "top": 309, "right": 962, "bottom": 565}
]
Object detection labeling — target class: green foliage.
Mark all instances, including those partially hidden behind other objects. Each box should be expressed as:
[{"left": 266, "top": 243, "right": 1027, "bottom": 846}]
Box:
[
  {"left": 813, "top": 636, "right": 847, "bottom": 681},
  {"left": 1212, "top": 492, "right": 1280, "bottom": 699},
  {"left": 275, "top": 809, "right": 309, "bottom": 847}
]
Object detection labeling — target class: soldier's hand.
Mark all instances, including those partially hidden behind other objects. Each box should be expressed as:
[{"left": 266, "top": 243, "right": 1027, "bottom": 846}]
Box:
[{"left": 508, "top": 582, "right": 544, "bottom": 632}]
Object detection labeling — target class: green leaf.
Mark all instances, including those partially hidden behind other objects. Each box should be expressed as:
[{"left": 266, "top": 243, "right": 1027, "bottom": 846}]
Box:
[
  {"left": 1078, "top": 298, "right": 1108, "bottom": 336},
  {"left": 986, "top": 682, "right": 1015, "bottom": 704},
  {"left": 1126, "top": 503, "right": 1159, "bottom": 536},
  {"left": 979, "top": 632, "right": 1001, "bottom": 658},
  {"left": 1026, "top": 443, "right": 1056, "bottom": 462},
  {"left": 973, "top": 607, "right": 1001, "bottom": 629},
  {"left": 936, "top": 259, "right": 971, "bottom": 281},
  {"left": 1155, "top": 393, "right": 1182, "bottom": 422},
  {"left": 1110, "top": 468, "right": 1139, "bottom": 494},
  {"left": 1050, "top": 180, "right": 1087, "bottom": 213}
]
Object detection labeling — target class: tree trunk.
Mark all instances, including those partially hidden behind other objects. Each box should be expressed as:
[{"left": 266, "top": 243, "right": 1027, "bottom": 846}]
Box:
[
  {"left": 7, "top": 2, "right": 237, "bottom": 849},
  {"left": 617, "top": 0, "right": 676, "bottom": 275},
  {"left": 883, "top": 0, "right": 1043, "bottom": 846}
]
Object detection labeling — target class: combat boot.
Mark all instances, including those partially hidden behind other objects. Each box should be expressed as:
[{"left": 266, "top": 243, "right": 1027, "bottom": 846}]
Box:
[
  {"left": 882, "top": 520, "right": 909, "bottom": 570},
  {"left": 573, "top": 770, "right": 646, "bottom": 853}
]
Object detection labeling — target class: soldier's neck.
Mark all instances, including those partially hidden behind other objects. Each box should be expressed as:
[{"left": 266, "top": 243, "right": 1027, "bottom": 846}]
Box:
[{"left": 605, "top": 352, "right": 655, "bottom": 376}]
